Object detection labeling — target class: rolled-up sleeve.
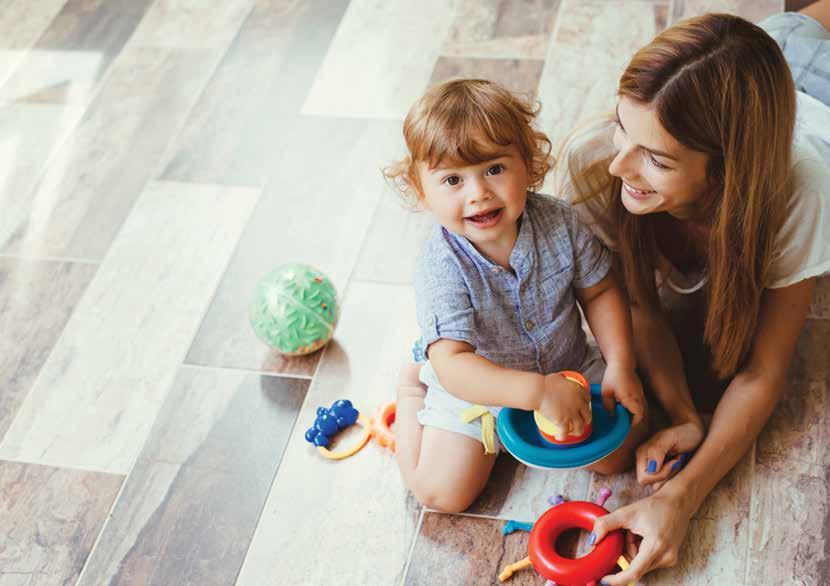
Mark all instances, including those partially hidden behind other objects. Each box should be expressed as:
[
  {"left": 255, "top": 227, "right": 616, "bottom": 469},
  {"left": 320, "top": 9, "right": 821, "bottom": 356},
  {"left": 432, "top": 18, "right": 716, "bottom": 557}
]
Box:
[
  {"left": 414, "top": 254, "right": 476, "bottom": 351},
  {"left": 566, "top": 205, "right": 611, "bottom": 288}
]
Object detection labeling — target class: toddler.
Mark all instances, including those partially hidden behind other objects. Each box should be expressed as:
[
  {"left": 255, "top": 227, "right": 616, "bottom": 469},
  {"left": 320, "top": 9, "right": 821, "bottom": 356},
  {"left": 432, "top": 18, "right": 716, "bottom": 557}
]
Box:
[{"left": 386, "top": 79, "right": 648, "bottom": 513}]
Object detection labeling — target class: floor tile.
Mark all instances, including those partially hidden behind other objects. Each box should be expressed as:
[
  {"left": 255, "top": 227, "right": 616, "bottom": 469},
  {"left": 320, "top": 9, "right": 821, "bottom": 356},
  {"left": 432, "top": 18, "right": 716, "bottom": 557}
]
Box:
[
  {"left": 0, "top": 48, "right": 220, "bottom": 259},
  {"left": 671, "top": 0, "right": 783, "bottom": 23},
  {"left": 747, "top": 458, "right": 828, "bottom": 585},
  {"left": 466, "top": 454, "right": 592, "bottom": 523},
  {"left": 429, "top": 57, "right": 546, "bottom": 101},
  {"left": 808, "top": 275, "right": 830, "bottom": 320},
  {"left": 405, "top": 513, "right": 544, "bottom": 585},
  {"left": 0, "top": 0, "right": 67, "bottom": 88},
  {"left": 0, "top": 102, "right": 84, "bottom": 253},
  {"left": 158, "top": 0, "right": 348, "bottom": 186},
  {"left": 0, "top": 181, "right": 259, "bottom": 474},
  {"left": 643, "top": 450, "right": 753, "bottom": 585},
  {"left": 536, "top": 0, "right": 669, "bottom": 156},
  {"left": 184, "top": 117, "right": 401, "bottom": 376},
  {"left": 127, "top": 0, "right": 255, "bottom": 50},
  {"left": 353, "top": 196, "right": 433, "bottom": 285},
  {"left": 78, "top": 368, "right": 307, "bottom": 586},
  {"left": 236, "top": 281, "right": 421, "bottom": 585},
  {"left": 757, "top": 379, "right": 824, "bottom": 466},
  {"left": 0, "top": 258, "right": 96, "bottom": 442},
  {"left": 442, "top": 0, "right": 561, "bottom": 60},
  {"left": 790, "top": 318, "right": 830, "bottom": 383},
  {"left": 0, "top": 461, "right": 122, "bottom": 585},
  {"left": 0, "top": 0, "right": 155, "bottom": 104},
  {"left": 301, "top": 0, "right": 456, "bottom": 120}
]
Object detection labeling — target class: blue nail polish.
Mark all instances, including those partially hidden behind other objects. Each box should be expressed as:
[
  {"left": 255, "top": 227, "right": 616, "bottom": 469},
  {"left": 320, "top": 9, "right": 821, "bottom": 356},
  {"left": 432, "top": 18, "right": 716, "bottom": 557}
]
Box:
[
  {"left": 671, "top": 453, "right": 689, "bottom": 473},
  {"left": 647, "top": 459, "right": 657, "bottom": 474},
  {"left": 587, "top": 532, "right": 597, "bottom": 546}
]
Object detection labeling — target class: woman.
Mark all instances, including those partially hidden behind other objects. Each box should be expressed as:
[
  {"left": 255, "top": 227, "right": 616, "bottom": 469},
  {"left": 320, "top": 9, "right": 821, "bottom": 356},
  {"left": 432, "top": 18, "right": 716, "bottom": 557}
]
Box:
[{"left": 555, "top": 3, "right": 830, "bottom": 584}]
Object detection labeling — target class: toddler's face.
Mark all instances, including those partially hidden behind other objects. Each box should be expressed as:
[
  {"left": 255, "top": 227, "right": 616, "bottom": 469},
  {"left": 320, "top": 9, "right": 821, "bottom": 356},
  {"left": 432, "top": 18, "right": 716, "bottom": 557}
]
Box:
[{"left": 416, "top": 144, "right": 529, "bottom": 250}]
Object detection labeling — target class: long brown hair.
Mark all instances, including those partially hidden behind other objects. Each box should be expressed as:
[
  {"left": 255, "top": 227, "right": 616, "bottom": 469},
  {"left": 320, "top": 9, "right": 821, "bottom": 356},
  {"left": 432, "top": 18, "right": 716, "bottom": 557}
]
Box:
[{"left": 568, "top": 14, "right": 796, "bottom": 378}]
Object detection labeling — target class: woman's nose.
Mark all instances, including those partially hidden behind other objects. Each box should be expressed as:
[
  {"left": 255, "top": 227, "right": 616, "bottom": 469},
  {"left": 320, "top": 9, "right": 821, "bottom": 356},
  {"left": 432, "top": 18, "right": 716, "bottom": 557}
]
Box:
[{"left": 608, "top": 147, "right": 635, "bottom": 179}]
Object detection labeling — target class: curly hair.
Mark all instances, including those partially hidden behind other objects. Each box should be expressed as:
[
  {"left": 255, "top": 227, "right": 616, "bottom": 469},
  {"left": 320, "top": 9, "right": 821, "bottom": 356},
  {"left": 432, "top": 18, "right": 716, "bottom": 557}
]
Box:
[{"left": 384, "top": 79, "right": 553, "bottom": 205}]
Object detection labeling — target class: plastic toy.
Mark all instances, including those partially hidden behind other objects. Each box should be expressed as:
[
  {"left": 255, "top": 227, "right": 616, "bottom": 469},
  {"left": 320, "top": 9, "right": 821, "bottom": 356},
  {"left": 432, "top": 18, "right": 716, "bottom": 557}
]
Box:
[
  {"left": 369, "top": 401, "right": 396, "bottom": 452},
  {"left": 498, "top": 382, "right": 631, "bottom": 469},
  {"left": 534, "top": 371, "right": 593, "bottom": 445},
  {"left": 305, "top": 399, "right": 396, "bottom": 460},
  {"left": 249, "top": 264, "right": 338, "bottom": 356},
  {"left": 499, "top": 488, "right": 633, "bottom": 586}
]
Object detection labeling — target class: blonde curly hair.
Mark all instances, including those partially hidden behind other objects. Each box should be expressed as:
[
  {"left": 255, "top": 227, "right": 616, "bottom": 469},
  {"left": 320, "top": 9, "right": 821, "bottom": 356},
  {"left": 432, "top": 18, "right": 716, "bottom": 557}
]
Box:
[{"left": 384, "top": 79, "right": 553, "bottom": 205}]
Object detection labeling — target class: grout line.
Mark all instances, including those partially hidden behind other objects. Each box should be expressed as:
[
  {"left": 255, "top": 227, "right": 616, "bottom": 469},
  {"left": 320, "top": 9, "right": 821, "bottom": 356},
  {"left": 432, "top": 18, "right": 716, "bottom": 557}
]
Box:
[
  {"left": 399, "top": 507, "right": 426, "bottom": 586},
  {"left": 742, "top": 440, "right": 757, "bottom": 586},
  {"left": 74, "top": 468, "right": 131, "bottom": 585},
  {"left": 0, "top": 253, "right": 101, "bottom": 265},
  {"left": 179, "top": 362, "right": 314, "bottom": 380}
]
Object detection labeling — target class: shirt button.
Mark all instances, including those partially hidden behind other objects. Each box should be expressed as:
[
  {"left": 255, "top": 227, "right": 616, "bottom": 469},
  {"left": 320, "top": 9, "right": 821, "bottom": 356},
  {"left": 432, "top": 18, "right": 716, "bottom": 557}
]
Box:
[
  {"left": 525, "top": 320, "right": 535, "bottom": 331},
  {"left": 491, "top": 266, "right": 500, "bottom": 273}
]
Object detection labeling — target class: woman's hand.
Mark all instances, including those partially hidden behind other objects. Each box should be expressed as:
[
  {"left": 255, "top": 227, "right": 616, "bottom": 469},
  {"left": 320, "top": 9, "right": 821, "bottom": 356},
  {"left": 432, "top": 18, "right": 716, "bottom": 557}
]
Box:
[
  {"left": 600, "top": 362, "right": 647, "bottom": 425},
  {"left": 590, "top": 485, "right": 695, "bottom": 584},
  {"left": 635, "top": 420, "right": 704, "bottom": 487}
]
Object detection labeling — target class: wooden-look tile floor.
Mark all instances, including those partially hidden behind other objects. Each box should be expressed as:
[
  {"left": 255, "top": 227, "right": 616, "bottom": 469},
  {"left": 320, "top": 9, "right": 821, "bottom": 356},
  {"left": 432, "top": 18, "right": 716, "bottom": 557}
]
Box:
[{"left": 0, "top": 1, "right": 827, "bottom": 585}]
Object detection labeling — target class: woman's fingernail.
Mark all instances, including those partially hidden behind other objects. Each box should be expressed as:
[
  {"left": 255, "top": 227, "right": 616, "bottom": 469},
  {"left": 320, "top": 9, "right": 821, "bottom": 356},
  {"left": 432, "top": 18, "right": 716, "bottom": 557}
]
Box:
[
  {"left": 600, "top": 580, "right": 611, "bottom": 586},
  {"left": 647, "top": 459, "right": 657, "bottom": 474},
  {"left": 671, "top": 453, "right": 689, "bottom": 473},
  {"left": 587, "top": 532, "right": 597, "bottom": 545}
]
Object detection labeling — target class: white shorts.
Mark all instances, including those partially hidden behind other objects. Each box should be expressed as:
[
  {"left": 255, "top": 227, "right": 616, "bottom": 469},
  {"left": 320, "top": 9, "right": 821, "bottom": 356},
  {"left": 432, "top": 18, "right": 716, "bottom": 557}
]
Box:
[{"left": 416, "top": 346, "right": 607, "bottom": 453}]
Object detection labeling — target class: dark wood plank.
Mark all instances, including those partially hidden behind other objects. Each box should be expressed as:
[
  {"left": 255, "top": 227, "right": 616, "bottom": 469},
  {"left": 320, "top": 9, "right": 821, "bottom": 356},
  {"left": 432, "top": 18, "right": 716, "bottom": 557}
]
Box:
[
  {"left": 405, "top": 513, "right": 544, "bottom": 585},
  {"left": 78, "top": 368, "right": 308, "bottom": 586},
  {"left": 0, "top": 461, "right": 122, "bottom": 585},
  {"left": 159, "top": 0, "right": 350, "bottom": 187},
  {"left": 0, "top": 0, "right": 155, "bottom": 104},
  {"left": 0, "top": 258, "right": 96, "bottom": 440}
]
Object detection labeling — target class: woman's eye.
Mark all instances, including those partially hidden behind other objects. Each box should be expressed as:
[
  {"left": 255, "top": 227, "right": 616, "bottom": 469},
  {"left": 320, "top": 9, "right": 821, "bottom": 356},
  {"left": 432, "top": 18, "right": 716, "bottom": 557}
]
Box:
[
  {"left": 445, "top": 175, "right": 460, "bottom": 186},
  {"left": 487, "top": 164, "right": 503, "bottom": 175},
  {"left": 649, "top": 154, "right": 670, "bottom": 170}
]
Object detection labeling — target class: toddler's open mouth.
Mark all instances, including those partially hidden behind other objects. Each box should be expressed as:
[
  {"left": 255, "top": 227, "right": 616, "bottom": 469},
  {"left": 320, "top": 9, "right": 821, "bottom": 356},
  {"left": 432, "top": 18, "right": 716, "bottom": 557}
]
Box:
[{"left": 465, "top": 208, "right": 503, "bottom": 228}]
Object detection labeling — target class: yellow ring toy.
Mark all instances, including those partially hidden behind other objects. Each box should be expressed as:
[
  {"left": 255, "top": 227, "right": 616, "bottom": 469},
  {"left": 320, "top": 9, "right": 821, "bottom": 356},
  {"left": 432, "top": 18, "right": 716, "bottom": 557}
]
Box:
[{"left": 316, "top": 413, "right": 372, "bottom": 460}]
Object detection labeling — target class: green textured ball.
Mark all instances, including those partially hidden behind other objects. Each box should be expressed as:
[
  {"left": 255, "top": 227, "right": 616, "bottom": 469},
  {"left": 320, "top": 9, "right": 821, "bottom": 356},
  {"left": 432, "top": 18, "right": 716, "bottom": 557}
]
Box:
[{"left": 249, "top": 264, "right": 339, "bottom": 356}]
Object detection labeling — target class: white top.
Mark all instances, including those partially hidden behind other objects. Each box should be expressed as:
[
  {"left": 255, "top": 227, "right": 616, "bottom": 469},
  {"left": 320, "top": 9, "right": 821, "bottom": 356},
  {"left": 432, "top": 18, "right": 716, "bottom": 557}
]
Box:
[{"left": 554, "top": 91, "right": 830, "bottom": 293}]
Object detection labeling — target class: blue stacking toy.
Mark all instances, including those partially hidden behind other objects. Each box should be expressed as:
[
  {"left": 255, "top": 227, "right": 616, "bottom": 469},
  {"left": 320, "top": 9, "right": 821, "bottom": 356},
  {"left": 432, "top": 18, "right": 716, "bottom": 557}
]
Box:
[
  {"left": 497, "top": 384, "right": 631, "bottom": 469},
  {"left": 304, "top": 399, "right": 360, "bottom": 448}
]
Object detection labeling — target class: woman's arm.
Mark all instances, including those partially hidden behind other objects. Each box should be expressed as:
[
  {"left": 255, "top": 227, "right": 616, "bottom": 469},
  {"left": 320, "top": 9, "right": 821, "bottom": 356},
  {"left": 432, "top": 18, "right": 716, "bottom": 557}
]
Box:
[
  {"left": 593, "top": 277, "right": 816, "bottom": 585},
  {"left": 666, "top": 277, "right": 815, "bottom": 511}
]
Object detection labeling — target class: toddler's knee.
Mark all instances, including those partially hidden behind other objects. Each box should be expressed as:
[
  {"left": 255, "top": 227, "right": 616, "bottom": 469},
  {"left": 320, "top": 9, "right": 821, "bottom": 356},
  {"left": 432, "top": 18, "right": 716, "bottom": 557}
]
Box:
[{"left": 411, "top": 479, "right": 479, "bottom": 513}]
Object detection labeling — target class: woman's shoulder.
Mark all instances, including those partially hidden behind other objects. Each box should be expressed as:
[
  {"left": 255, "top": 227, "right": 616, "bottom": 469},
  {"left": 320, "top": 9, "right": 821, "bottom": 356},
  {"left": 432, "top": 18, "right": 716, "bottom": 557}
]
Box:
[{"left": 767, "top": 124, "right": 830, "bottom": 288}]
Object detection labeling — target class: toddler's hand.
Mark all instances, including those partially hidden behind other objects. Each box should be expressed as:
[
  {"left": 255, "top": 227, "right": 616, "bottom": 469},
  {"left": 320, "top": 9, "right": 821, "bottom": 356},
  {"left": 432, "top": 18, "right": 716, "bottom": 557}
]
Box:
[
  {"left": 600, "top": 363, "right": 647, "bottom": 425},
  {"left": 536, "top": 373, "right": 591, "bottom": 440}
]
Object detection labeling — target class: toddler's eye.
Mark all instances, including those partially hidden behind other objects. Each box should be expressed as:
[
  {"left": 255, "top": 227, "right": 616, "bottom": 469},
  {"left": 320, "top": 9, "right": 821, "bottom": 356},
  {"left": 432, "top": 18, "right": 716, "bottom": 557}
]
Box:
[
  {"left": 487, "top": 164, "right": 504, "bottom": 175},
  {"left": 444, "top": 175, "right": 460, "bottom": 186}
]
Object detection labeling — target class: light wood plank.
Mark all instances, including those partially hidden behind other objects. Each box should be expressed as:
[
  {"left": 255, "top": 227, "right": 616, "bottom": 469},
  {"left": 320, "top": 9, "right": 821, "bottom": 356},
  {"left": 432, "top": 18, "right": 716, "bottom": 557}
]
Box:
[
  {"left": 0, "top": 181, "right": 259, "bottom": 474},
  {"left": 236, "top": 281, "right": 421, "bottom": 585}
]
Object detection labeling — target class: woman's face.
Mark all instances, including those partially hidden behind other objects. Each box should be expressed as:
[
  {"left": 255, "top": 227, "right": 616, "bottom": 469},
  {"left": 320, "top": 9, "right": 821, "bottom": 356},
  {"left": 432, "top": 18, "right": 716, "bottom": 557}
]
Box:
[{"left": 609, "top": 96, "right": 711, "bottom": 220}]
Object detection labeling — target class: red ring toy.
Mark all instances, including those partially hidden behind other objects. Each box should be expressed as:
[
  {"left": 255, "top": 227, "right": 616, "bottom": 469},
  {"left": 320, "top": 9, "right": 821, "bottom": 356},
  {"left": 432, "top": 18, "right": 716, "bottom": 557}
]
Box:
[{"left": 529, "top": 501, "right": 624, "bottom": 585}]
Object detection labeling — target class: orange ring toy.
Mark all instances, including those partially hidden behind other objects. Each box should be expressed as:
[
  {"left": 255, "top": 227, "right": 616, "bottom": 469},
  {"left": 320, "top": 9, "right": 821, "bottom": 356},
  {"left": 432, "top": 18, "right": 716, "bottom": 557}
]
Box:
[{"left": 370, "top": 401, "right": 396, "bottom": 452}]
